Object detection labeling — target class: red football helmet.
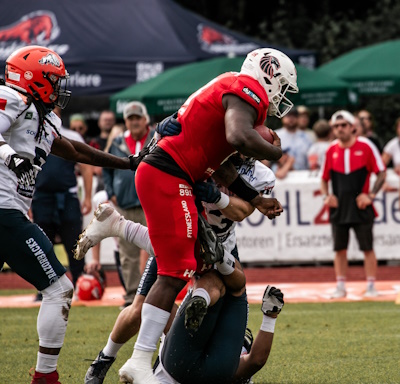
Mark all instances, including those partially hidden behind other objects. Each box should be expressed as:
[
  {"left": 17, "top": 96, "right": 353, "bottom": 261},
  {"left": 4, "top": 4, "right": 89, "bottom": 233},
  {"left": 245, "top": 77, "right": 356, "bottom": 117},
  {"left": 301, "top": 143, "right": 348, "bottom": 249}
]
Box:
[
  {"left": 5, "top": 45, "right": 71, "bottom": 108},
  {"left": 76, "top": 273, "right": 105, "bottom": 301}
]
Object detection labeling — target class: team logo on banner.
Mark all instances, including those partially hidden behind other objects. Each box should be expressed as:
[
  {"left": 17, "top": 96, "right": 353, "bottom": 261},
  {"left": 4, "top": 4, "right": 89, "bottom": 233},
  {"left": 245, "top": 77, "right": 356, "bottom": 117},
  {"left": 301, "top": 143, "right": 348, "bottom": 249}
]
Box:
[
  {"left": 0, "top": 11, "right": 69, "bottom": 60},
  {"left": 198, "top": 24, "right": 257, "bottom": 55}
]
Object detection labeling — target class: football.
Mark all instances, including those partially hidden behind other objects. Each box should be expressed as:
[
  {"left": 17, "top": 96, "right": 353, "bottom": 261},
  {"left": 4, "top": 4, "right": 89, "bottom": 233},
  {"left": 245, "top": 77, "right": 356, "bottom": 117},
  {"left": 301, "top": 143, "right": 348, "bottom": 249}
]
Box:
[{"left": 254, "top": 125, "right": 274, "bottom": 144}]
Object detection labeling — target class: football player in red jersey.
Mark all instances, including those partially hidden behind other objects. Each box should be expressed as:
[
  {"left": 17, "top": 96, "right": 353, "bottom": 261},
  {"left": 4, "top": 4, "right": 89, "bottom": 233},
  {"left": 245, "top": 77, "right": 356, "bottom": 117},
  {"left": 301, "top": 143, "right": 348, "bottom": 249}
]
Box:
[{"left": 119, "top": 48, "right": 298, "bottom": 384}]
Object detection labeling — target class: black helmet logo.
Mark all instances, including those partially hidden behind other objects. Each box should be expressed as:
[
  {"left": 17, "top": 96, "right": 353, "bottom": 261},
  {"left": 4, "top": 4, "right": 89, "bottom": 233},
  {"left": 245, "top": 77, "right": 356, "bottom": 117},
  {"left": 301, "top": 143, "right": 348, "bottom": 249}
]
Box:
[{"left": 260, "top": 55, "right": 280, "bottom": 79}]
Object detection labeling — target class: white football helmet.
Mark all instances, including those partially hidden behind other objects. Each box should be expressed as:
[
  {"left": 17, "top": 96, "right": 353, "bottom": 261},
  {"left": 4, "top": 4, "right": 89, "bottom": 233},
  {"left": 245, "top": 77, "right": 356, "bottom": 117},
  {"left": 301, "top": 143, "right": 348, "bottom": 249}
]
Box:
[{"left": 240, "top": 48, "right": 299, "bottom": 118}]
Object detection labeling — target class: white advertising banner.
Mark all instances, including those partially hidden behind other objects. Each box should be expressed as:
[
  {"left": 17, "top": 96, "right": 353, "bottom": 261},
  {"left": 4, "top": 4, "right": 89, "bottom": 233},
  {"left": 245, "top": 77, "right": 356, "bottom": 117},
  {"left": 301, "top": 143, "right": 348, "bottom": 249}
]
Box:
[
  {"left": 81, "top": 170, "right": 400, "bottom": 266},
  {"left": 236, "top": 170, "right": 400, "bottom": 264}
]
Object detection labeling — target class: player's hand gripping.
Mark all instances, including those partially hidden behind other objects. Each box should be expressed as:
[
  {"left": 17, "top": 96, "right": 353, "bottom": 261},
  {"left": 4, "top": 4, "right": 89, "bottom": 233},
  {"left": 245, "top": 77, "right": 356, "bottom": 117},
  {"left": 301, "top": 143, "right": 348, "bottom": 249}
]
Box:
[
  {"left": 5, "top": 154, "right": 36, "bottom": 186},
  {"left": 250, "top": 195, "right": 283, "bottom": 219},
  {"left": 262, "top": 285, "right": 284, "bottom": 317},
  {"left": 271, "top": 129, "right": 281, "bottom": 149},
  {"left": 156, "top": 112, "right": 181, "bottom": 137}
]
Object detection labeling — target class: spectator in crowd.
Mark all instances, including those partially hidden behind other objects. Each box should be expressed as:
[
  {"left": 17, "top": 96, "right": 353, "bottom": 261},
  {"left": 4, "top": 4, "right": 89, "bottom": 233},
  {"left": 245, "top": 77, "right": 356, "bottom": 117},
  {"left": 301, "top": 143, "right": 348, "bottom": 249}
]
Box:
[
  {"left": 85, "top": 123, "right": 126, "bottom": 277},
  {"left": 102, "top": 101, "right": 154, "bottom": 309},
  {"left": 266, "top": 149, "right": 295, "bottom": 179},
  {"left": 89, "top": 110, "right": 116, "bottom": 151},
  {"left": 352, "top": 115, "right": 365, "bottom": 138},
  {"left": 88, "top": 110, "right": 116, "bottom": 192},
  {"left": 356, "top": 109, "right": 383, "bottom": 152},
  {"left": 297, "top": 105, "right": 316, "bottom": 143},
  {"left": 85, "top": 112, "right": 119, "bottom": 280},
  {"left": 31, "top": 107, "right": 93, "bottom": 301},
  {"left": 69, "top": 113, "right": 89, "bottom": 141},
  {"left": 275, "top": 107, "right": 313, "bottom": 170},
  {"left": 382, "top": 117, "right": 400, "bottom": 175},
  {"left": 321, "top": 110, "right": 386, "bottom": 299},
  {"left": 307, "top": 119, "right": 332, "bottom": 171}
]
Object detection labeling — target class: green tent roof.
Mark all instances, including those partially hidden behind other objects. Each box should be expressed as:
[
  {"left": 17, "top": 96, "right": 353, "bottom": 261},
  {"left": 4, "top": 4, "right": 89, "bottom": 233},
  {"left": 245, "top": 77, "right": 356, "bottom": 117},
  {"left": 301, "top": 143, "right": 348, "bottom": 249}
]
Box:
[
  {"left": 111, "top": 57, "right": 357, "bottom": 116},
  {"left": 319, "top": 40, "right": 400, "bottom": 95}
]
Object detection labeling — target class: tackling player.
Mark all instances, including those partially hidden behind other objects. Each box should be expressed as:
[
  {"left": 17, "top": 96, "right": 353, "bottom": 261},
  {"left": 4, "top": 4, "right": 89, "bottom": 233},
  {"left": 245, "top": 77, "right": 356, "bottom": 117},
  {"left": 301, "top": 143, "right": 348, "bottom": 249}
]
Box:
[
  {"left": 76, "top": 154, "right": 277, "bottom": 383},
  {"left": 0, "top": 45, "right": 137, "bottom": 384},
  {"left": 120, "top": 47, "right": 298, "bottom": 383}
]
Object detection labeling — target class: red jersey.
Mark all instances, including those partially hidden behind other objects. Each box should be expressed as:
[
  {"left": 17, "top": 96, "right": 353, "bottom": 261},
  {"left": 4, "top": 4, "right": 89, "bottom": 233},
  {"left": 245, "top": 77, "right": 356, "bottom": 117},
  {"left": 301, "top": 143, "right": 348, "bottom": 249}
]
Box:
[
  {"left": 158, "top": 72, "right": 269, "bottom": 182},
  {"left": 321, "top": 137, "right": 385, "bottom": 223}
]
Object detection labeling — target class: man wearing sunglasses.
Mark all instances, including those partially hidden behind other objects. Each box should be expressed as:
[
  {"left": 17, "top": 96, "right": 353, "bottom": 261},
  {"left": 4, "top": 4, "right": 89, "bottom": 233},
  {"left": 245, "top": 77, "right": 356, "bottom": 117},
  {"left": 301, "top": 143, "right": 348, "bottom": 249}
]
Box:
[{"left": 321, "top": 110, "right": 386, "bottom": 299}]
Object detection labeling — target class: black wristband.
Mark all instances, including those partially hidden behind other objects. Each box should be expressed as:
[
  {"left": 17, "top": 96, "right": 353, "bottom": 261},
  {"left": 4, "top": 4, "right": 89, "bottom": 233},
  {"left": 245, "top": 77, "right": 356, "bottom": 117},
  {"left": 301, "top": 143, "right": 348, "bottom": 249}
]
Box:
[{"left": 228, "top": 175, "right": 259, "bottom": 202}]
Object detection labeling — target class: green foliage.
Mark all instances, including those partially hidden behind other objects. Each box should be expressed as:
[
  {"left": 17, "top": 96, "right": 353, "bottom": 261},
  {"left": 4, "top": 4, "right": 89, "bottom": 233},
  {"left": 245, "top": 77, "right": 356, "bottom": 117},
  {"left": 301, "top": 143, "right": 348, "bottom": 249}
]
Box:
[
  {"left": 175, "top": 0, "right": 400, "bottom": 144},
  {"left": 1, "top": 302, "right": 399, "bottom": 383}
]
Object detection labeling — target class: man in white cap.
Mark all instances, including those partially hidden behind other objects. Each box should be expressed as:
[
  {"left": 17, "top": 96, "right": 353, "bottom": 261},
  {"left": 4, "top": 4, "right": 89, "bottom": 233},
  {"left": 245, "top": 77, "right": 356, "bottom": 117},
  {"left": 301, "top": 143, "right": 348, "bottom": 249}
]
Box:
[
  {"left": 102, "top": 101, "right": 154, "bottom": 309},
  {"left": 321, "top": 110, "right": 386, "bottom": 299}
]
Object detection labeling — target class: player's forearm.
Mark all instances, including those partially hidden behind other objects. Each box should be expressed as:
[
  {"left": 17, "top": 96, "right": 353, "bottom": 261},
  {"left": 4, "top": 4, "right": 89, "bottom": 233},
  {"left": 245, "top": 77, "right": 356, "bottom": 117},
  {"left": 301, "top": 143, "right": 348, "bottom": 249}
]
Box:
[
  {"left": 220, "top": 195, "right": 255, "bottom": 221},
  {"left": 217, "top": 253, "right": 246, "bottom": 293},
  {"left": 229, "top": 129, "right": 282, "bottom": 161},
  {"left": 220, "top": 266, "right": 246, "bottom": 293},
  {"left": 233, "top": 330, "right": 274, "bottom": 382},
  {"left": 53, "top": 138, "right": 131, "bottom": 169}
]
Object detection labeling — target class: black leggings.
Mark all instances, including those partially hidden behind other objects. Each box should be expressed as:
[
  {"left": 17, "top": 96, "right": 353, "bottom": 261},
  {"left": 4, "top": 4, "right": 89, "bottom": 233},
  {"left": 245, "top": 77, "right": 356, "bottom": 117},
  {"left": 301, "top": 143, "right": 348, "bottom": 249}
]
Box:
[{"left": 162, "top": 290, "right": 248, "bottom": 384}]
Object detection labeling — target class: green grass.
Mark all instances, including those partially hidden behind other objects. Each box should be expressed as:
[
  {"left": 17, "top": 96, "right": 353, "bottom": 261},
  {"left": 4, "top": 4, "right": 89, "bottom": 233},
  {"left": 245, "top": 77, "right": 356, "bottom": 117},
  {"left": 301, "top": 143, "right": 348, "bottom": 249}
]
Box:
[
  {"left": 0, "top": 302, "right": 399, "bottom": 383},
  {"left": 0, "top": 289, "right": 36, "bottom": 296}
]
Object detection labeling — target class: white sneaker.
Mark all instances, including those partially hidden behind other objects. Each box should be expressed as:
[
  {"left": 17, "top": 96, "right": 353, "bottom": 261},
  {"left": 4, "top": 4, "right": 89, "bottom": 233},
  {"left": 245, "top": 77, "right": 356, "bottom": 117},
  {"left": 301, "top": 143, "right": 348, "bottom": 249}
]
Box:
[
  {"left": 364, "top": 286, "right": 379, "bottom": 297},
  {"left": 119, "top": 358, "right": 160, "bottom": 384},
  {"left": 330, "top": 287, "right": 347, "bottom": 299},
  {"left": 74, "top": 203, "right": 125, "bottom": 260}
]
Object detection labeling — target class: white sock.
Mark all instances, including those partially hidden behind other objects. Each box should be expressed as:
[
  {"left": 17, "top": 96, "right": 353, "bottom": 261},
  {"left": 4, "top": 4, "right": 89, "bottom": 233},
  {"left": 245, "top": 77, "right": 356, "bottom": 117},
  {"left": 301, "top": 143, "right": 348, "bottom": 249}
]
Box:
[
  {"left": 367, "top": 277, "right": 376, "bottom": 290},
  {"left": 134, "top": 303, "right": 170, "bottom": 352},
  {"left": 124, "top": 220, "right": 154, "bottom": 254},
  {"left": 103, "top": 334, "right": 124, "bottom": 358},
  {"left": 260, "top": 315, "right": 277, "bottom": 333},
  {"left": 36, "top": 352, "right": 58, "bottom": 374},
  {"left": 337, "top": 276, "right": 346, "bottom": 290},
  {"left": 38, "top": 275, "right": 73, "bottom": 349},
  {"left": 192, "top": 288, "right": 211, "bottom": 306}
]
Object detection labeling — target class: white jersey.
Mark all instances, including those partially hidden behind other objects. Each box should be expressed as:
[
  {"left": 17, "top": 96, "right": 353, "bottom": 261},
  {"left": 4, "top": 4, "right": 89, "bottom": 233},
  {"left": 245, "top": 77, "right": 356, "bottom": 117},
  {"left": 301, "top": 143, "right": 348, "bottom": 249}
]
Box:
[
  {"left": 0, "top": 85, "right": 60, "bottom": 214},
  {"left": 383, "top": 136, "right": 400, "bottom": 167},
  {"left": 205, "top": 160, "right": 275, "bottom": 255}
]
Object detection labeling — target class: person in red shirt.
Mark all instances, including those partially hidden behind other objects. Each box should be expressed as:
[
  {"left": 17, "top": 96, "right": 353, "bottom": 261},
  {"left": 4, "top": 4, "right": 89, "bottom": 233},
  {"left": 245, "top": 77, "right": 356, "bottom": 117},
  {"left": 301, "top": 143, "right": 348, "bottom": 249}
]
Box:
[
  {"left": 321, "top": 110, "right": 386, "bottom": 299},
  {"left": 102, "top": 101, "right": 154, "bottom": 309},
  {"left": 120, "top": 48, "right": 299, "bottom": 384}
]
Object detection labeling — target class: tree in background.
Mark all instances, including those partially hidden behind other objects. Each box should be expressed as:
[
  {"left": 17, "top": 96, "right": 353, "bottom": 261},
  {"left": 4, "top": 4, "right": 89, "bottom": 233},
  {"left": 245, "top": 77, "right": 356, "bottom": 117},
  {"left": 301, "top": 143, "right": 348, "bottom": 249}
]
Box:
[{"left": 176, "top": 0, "right": 400, "bottom": 144}]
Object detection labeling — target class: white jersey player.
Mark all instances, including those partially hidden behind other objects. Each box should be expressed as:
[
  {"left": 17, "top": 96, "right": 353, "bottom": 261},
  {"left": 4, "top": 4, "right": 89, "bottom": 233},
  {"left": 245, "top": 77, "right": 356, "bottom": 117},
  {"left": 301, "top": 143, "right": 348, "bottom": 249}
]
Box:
[
  {"left": 0, "top": 45, "right": 134, "bottom": 384},
  {"left": 205, "top": 159, "right": 275, "bottom": 256}
]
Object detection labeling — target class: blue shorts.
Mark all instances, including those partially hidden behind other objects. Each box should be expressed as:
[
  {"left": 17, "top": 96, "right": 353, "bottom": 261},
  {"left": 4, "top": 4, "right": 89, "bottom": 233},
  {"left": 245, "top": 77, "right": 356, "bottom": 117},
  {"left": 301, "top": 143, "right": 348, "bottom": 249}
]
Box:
[{"left": 0, "top": 209, "right": 66, "bottom": 290}]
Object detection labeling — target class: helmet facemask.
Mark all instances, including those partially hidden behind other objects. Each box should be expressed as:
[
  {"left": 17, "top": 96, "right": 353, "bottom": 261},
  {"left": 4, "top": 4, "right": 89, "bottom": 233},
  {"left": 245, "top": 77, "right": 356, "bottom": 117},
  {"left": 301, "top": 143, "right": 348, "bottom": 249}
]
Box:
[
  {"left": 43, "top": 71, "right": 71, "bottom": 109},
  {"left": 267, "top": 77, "right": 298, "bottom": 118}
]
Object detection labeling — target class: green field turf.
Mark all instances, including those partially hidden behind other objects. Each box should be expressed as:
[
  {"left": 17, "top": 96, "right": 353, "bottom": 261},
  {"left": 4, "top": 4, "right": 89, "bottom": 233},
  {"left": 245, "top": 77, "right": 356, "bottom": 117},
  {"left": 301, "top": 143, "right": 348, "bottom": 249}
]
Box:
[{"left": 1, "top": 301, "right": 399, "bottom": 383}]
